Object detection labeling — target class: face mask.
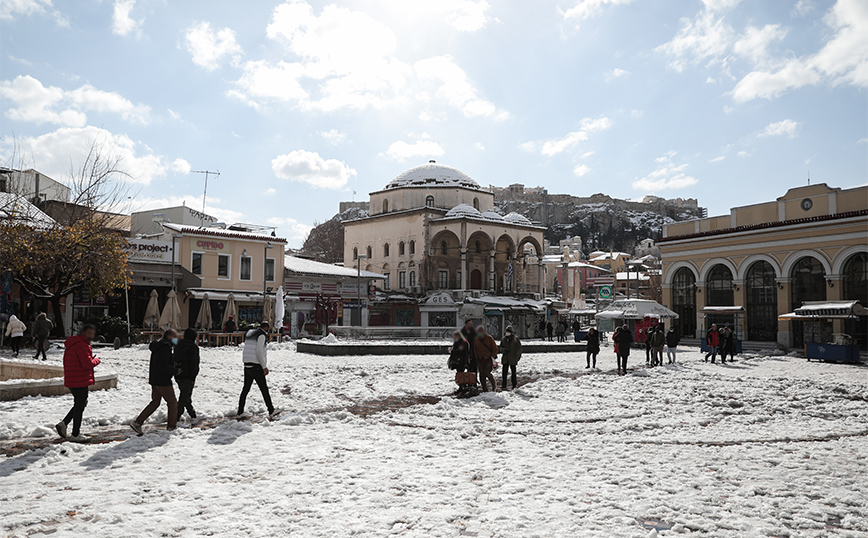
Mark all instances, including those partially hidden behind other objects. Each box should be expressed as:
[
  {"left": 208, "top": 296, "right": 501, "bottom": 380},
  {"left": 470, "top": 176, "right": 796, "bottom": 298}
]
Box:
[{"left": 171, "top": 338, "right": 179, "bottom": 345}]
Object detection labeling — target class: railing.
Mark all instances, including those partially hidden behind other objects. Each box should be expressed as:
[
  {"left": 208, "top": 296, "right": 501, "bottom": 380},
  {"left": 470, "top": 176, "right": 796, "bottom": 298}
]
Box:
[{"left": 329, "top": 326, "right": 456, "bottom": 340}]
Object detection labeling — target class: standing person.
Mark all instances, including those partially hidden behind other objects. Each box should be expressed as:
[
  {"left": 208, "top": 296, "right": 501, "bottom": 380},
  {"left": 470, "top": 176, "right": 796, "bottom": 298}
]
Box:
[
  {"left": 499, "top": 326, "right": 522, "bottom": 391},
  {"left": 705, "top": 324, "right": 719, "bottom": 363},
  {"left": 32, "top": 312, "right": 53, "bottom": 361},
  {"left": 721, "top": 326, "right": 735, "bottom": 364},
  {"left": 474, "top": 326, "right": 498, "bottom": 392},
  {"left": 665, "top": 326, "right": 680, "bottom": 364},
  {"left": 612, "top": 326, "right": 621, "bottom": 358},
  {"left": 585, "top": 327, "right": 600, "bottom": 369},
  {"left": 643, "top": 328, "right": 653, "bottom": 365},
  {"left": 572, "top": 319, "right": 581, "bottom": 342},
  {"left": 174, "top": 328, "right": 200, "bottom": 423},
  {"left": 55, "top": 324, "right": 100, "bottom": 440},
  {"left": 649, "top": 325, "right": 666, "bottom": 367},
  {"left": 448, "top": 330, "right": 474, "bottom": 393},
  {"left": 613, "top": 324, "right": 634, "bottom": 375},
  {"left": 237, "top": 321, "right": 276, "bottom": 418},
  {"left": 130, "top": 329, "right": 179, "bottom": 435},
  {"left": 5, "top": 314, "right": 26, "bottom": 357},
  {"left": 546, "top": 321, "right": 554, "bottom": 342},
  {"left": 460, "top": 320, "right": 478, "bottom": 377},
  {"left": 223, "top": 316, "right": 236, "bottom": 333}
]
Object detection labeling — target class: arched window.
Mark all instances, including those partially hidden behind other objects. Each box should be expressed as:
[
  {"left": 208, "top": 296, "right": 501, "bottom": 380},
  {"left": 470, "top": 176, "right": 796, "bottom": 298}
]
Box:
[
  {"left": 409, "top": 240, "right": 415, "bottom": 255},
  {"left": 366, "top": 246, "right": 372, "bottom": 259},
  {"left": 791, "top": 256, "right": 827, "bottom": 347},
  {"left": 409, "top": 271, "right": 416, "bottom": 287},
  {"left": 475, "top": 240, "right": 481, "bottom": 254},
  {"left": 706, "top": 264, "right": 734, "bottom": 306},
  {"left": 843, "top": 252, "right": 868, "bottom": 350},
  {"left": 746, "top": 261, "right": 777, "bottom": 341},
  {"left": 383, "top": 199, "right": 389, "bottom": 213},
  {"left": 440, "top": 241, "right": 447, "bottom": 255},
  {"left": 383, "top": 243, "right": 390, "bottom": 257},
  {"left": 672, "top": 267, "right": 696, "bottom": 337},
  {"left": 398, "top": 241, "right": 405, "bottom": 256},
  {"left": 352, "top": 247, "right": 358, "bottom": 260},
  {"left": 425, "top": 195, "right": 434, "bottom": 208},
  {"left": 472, "top": 197, "right": 479, "bottom": 210}
]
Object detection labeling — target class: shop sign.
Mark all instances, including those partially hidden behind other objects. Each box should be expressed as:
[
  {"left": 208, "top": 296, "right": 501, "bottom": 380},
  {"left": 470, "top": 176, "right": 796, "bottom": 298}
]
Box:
[
  {"left": 194, "top": 238, "right": 226, "bottom": 251},
  {"left": 340, "top": 283, "right": 360, "bottom": 294},
  {"left": 302, "top": 282, "right": 323, "bottom": 292},
  {"left": 123, "top": 239, "right": 174, "bottom": 263},
  {"left": 425, "top": 292, "right": 455, "bottom": 305}
]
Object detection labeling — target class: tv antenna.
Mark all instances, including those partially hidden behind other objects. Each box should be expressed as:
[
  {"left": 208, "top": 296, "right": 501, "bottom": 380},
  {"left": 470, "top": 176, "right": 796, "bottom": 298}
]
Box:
[{"left": 191, "top": 169, "right": 220, "bottom": 225}]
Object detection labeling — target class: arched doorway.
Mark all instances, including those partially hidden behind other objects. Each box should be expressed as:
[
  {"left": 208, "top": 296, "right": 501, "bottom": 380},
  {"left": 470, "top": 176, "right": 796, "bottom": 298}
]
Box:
[
  {"left": 746, "top": 261, "right": 777, "bottom": 341},
  {"left": 791, "top": 256, "right": 827, "bottom": 347},
  {"left": 470, "top": 269, "right": 483, "bottom": 290},
  {"left": 842, "top": 252, "right": 868, "bottom": 349},
  {"left": 706, "top": 264, "right": 734, "bottom": 306},
  {"left": 672, "top": 267, "right": 696, "bottom": 337}
]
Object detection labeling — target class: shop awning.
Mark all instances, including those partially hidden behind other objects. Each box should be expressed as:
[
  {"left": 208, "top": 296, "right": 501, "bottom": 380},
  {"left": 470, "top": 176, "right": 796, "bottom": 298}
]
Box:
[
  {"left": 569, "top": 308, "right": 598, "bottom": 315},
  {"left": 185, "top": 289, "right": 270, "bottom": 302},
  {"left": 794, "top": 301, "right": 867, "bottom": 318},
  {"left": 701, "top": 306, "right": 745, "bottom": 313},
  {"left": 595, "top": 299, "right": 679, "bottom": 320}
]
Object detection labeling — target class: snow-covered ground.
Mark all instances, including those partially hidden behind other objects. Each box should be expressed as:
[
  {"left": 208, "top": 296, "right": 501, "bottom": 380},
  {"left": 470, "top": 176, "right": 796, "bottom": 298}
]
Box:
[{"left": 2, "top": 343, "right": 867, "bottom": 537}]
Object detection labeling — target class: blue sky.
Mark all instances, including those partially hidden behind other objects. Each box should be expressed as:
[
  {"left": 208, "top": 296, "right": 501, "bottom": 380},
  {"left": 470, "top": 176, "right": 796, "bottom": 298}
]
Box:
[{"left": 1, "top": 0, "right": 866, "bottom": 247}]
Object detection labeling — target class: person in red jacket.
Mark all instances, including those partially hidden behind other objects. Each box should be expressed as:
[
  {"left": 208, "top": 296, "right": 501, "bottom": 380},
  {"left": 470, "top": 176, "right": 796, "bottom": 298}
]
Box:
[
  {"left": 704, "top": 324, "right": 720, "bottom": 363},
  {"left": 56, "top": 324, "right": 101, "bottom": 439}
]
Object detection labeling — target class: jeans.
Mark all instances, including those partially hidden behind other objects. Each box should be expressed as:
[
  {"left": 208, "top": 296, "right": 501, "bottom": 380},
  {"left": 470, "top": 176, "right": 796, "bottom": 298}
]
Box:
[
  {"left": 35, "top": 336, "right": 48, "bottom": 359},
  {"left": 666, "top": 347, "right": 677, "bottom": 363},
  {"left": 238, "top": 363, "right": 274, "bottom": 414},
  {"left": 477, "top": 360, "right": 496, "bottom": 392},
  {"left": 501, "top": 362, "right": 516, "bottom": 390},
  {"left": 10, "top": 336, "right": 22, "bottom": 355},
  {"left": 586, "top": 352, "right": 597, "bottom": 368},
  {"left": 177, "top": 379, "right": 196, "bottom": 420},
  {"left": 705, "top": 347, "right": 718, "bottom": 362},
  {"left": 62, "top": 386, "right": 89, "bottom": 437},
  {"left": 652, "top": 346, "right": 664, "bottom": 365},
  {"left": 136, "top": 385, "right": 178, "bottom": 429},
  {"left": 618, "top": 352, "right": 629, "bottom": 372}
]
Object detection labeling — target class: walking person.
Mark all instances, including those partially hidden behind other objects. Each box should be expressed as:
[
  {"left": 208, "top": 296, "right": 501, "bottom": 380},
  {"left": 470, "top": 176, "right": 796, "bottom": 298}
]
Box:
[
  {"left": 474, "top": 326, "right": 498, "bottom": 392},
  {"left": 643, "top": 328, "right": 652, "bottom": 365},
  {"left": 721, "top": 326, "right": 735, "bottom": 364},
  {"left": 665, "top": 326, "right": 680, "bottom": 364},
  {"left": 448, "top": 330, "right": 474, "bottom": 394},
  {"left": 704, "top": 324, "right": 719, "bottom": 363},
  {"left": 237, "top": 321, "right": 276, "bottom": 418},
  {"left": 649, "top": 325, "right": 665, "bottom": 367},
  {"left": 460, "top": 319, "right": 478, "bottom": 378},
  {"left": 174, "top": 328, "right": 200, "bottom": 423},
  {"left": 5, "top": 314, "right": 26, "bottom": 357},
  {"left": 32, "top": 312, "right": 53, "bottom": 361},
  {"left": 223, "top": 316, "right": 236, "bottom": 333},
  {"left": 612, "top": 324, "right": 634, "bottom": 375},
  {"left": 499, "top": 326, "right": 522, "bottom": 391},
  {"left": 572, "top": 319, "right": 581, "bottom": 342},
  {"left": 130, "top": 329, "right": 179, "bottom": 435},
  {"left": 55, "top": 324, "right": 100, "bottom": 440},
  {"left": 555, "top": 320, "right": 566, "bottom": 343},
  {"left": 585, "top": 327, "right": 600, "bottom": 369},
  {"left": 546, "top": 321, "right": 554, "bottom": 342}
]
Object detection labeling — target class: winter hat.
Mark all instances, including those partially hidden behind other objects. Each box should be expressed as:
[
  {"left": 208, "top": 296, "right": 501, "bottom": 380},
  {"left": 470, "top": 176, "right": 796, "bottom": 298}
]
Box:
[{"left": 505, "top": 326, "right": 514, "bottom": 334}]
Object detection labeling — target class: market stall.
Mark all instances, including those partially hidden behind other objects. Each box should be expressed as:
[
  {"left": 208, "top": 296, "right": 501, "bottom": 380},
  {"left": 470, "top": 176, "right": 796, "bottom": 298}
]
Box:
[
  {"left": 779, "top": 301, "right": 866, "bottom": 363},
  {"left": 595, "top": 299, "right": 679, "bottom": 344}
]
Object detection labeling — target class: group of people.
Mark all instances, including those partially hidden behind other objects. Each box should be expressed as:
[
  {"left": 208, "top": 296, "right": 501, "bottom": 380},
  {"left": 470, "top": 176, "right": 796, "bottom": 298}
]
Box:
[
  {"left": 3, "top": 312, "right": 54, "bottom": 360},
  {"left": 641, "top": 324, "right": 681, "bottom": 367},
  {"left": 704, "top": 323, "right": 737, "bottom": 363},
  {"left": 543, "top": 319, "right": 569, "bottom": 342},
  {"left": 54, "top": 320, "right": 276, "bottom": 440},
  {"left": 448, "top": 320, "right": 523, "bottom": 394}
]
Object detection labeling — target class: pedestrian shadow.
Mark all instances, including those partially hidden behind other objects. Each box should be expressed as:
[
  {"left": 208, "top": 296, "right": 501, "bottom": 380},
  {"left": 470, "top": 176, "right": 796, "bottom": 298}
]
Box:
[
  {"left": 206, "top": 420, "right": 254, "bottom": 445},
  {"left": 80, "top": 433, "right": 169, "bottom": 471},
  {"left": 0, "top": 445, "right": 56, "bottom": 477}
]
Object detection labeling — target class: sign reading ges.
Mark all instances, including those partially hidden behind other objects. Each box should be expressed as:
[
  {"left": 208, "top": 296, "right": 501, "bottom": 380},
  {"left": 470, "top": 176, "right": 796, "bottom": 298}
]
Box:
[
  {"left": 195, "top": 239, "right": 225, "bottom": 251},
  {"left": 123, "top": 239, "right": 174, "bottom": 263}
]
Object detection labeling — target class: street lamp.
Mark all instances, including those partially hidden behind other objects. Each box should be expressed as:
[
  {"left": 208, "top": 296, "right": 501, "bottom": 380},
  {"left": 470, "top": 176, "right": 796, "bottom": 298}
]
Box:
[
  {"left": 357, "top": 255, "right": 368, "bottom": 326},
  {"left": 263, "top": 243, "right": 274, "bottom": 326}
]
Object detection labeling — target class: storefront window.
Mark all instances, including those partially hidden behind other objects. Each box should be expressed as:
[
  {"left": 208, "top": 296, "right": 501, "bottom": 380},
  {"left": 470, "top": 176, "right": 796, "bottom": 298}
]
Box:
[
  {"left": 672, "top": 267, "right": 696, "bottom": 337},
  {"left": 218, "top": 254, "right": 230, "bottom": 278},
  {"left": 240, "top": 256, "right": 252, "bottom": 281},
  {"left": 791, "top": 256, "right": 827, "bottom": 347},
  {"left": 746, "top": 261, "right": 777, "bottom": 341},
  {"left": 191, "top": 253, "right": 202, "bottom": 275}
]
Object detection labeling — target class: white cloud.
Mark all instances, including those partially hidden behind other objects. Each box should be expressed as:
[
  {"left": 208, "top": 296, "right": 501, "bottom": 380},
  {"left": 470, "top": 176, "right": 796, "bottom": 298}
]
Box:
[
  {"left": 632, "top": 152, "right": 698, "bottom": 191},
  {"left": 111, "top": 0, "right": 142, "bottom": 38},
  {"left": 134, "top": 195, "right": 243, "bottom": 225},
  {"left": 385, "top": 137, "right": 445, "bottom": 161},
  {"left": 655, "top": 1, "right": 739, "bottom": 72},
  {"left": 0, "top": 75, "right": 150, "bottom": 126},
  {"left": 610, "top": 68, "right": 630, "bottom": 78},
  {"left": 737, "top": 150, "right": 751, "bottom": 157},
  {"left": 3, "top": 125, "right": 167, "bottom": 184},
  {"left": 271, "top": 149, "right": 356, "bottom": 189},
  {"left": 0, "top": 0, "right": 66, "bottom": 25},
  {"left": 563, "top": 0, "right": 633, "bottom": 26},
  {"left": 318, "top": 129, "right": 347, "bottom": 145},
  {"left": 376, "top": 0, "right": 491, "bottom": 32},
  {"left": 732, "top": 24, "right": 788, "bottom": 67},
  {"left": 266, "top": 216, "right": 314, "bottom": 244},
  {"left": 265, "top": 187, "right": 277, "bottom": 195},
  {"left": 185, "top": 21, "right": 243, "bottom": 71},
  {"left": 757, "top": 119, "right": 801, "bottom": 138},
  {"left": 172, "top": 158, "right": 191, "bottom": 175},
  {"left": 732, "top": 0, "right": 868, "bottom": 102},
  {"left": 709, "top": 155, "right": 725, "bottom": 162},
  {"left": 531, "top": 116, "right": 612, "bottom": 156},
  {"left": 475, "top": 142, "right": 485, "bottom": 151},
  {"left": 414, "top": 56, "right": 509, "bottom": 120},
  {"left": 581, "top": 150, "right": 596, "bottom": 158},
  {"left": 573, "top": 164, "right": 591, "bottom": 177},
  {"left": 792, "top": 0, "right": 815, "bottom": 17}
]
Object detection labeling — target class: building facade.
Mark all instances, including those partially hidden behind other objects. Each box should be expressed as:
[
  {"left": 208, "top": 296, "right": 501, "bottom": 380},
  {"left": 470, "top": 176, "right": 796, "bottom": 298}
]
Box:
[{"left": 660, "top": 183, "right": 868, "bottom": 348}]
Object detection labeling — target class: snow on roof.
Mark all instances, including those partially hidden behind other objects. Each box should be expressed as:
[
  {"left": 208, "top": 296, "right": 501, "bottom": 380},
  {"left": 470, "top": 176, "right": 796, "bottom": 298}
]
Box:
[
  {"left": 542, "top": 255, "right": 563, "bottom": 263},
  {"left": 481, "top": 210, "right": 503, "bottom": 220},
  {"left": 384, "top": 162, "right": 482, "bottom": 190},
  {"left": 164, "top": 223, "right": 287, "bottom": 243},
  {"left": 467, "top": 295, "right": 546, "bottom": 312},
  {"left": 285, "top": 255, "right": 384, "bottom": 279},
  {"left": 504, "top": 212, "right": 532, "bottom": 225},
  {"left": 794, "top": 301, "right": 867, "bottom": 316},
  {"left": 0, "top": 193, "right": 55, "bottom": 226},
  {"left": 445, "top": 203, "right": 482, "bottom": 218},
  {"left": 615, "top": 272, "right": 650, "bottom": 281},
  {"left": 567, "top": 261, "right": 609, "bottom": 271},
  {"left": 590, "top": 252, "right": 631, "bottom": 261},
  {"left": 595, "top": 299, "right": 679, "bottom": 320}
]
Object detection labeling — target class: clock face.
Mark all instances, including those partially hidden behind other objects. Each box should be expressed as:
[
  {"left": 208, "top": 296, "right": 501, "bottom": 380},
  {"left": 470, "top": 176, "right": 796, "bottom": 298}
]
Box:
[{"left": 801, "top": 198, "right": 813, "bottom": 211}]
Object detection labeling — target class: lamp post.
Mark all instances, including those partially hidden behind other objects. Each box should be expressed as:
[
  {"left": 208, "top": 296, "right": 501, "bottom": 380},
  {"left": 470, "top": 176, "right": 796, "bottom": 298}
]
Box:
[
  {"left": 264, "top": 242, "right": 274, "bottom": 328},
  {"left": 170, "top": 234, "right": 183, "bottom": 294},
  {"left": 356, "top": 255, "right": 368, "bottom": 326}
]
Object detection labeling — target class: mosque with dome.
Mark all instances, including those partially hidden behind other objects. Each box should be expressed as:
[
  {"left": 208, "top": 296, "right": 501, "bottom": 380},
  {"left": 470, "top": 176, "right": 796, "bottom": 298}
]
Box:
[{"left": 344, "top": 161, "right": 546, "bottom": 313}]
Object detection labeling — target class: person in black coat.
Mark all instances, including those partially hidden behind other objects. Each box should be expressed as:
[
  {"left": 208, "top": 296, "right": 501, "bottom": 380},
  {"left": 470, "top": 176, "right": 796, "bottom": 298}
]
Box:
[
  {"left": 546, "top": 321, "right": 554, "bottom": 341},
  {"left": 585, "top": 327, "right": 600, "bottom": 369},
  {"left": 612, "top": 324, "right": 634, "bottom": 375},
  {"left": 460, "top": 320, "right": 477, "bottom": 373},
  {"left": 665, "top": 326, "right": 680, "bottom": 364},
  {"left": 175, "top": 328, "right": 201, "bottom": 422},
  {"left": 131, "top": 329, "right": 179, "bottom": 435}
]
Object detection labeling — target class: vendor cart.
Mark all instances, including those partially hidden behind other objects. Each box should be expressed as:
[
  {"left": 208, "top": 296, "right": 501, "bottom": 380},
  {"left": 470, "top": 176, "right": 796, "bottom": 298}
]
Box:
[
  {"left": 699, "top": 306, "right": 744, "bottom": 355},
  {"left": 779, "top": 301, "right": 866, "bottom": 363}
]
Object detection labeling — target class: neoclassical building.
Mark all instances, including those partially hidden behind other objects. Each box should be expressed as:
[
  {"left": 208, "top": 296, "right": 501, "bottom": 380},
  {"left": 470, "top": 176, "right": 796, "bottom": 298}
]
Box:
[
  {"left": 660, "top": 183, "right": 867, "bottom": 349},
  {"left": 344, "top": 161, "right": 545, "bottom": 296}
]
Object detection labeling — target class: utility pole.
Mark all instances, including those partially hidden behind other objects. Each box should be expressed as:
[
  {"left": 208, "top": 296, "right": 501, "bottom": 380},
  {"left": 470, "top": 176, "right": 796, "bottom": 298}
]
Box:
[
  {"left": 356, "top": 255, "right": 368, "bottom": 326},
  {"left": 191, "top": 169, "right": 220, "bottom": 224}
]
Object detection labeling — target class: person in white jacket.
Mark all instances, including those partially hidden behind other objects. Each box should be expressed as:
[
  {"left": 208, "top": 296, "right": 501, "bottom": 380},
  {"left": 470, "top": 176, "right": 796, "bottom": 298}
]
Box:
[
  {"left": 237, "top": 321, "right": 275, "bottom": 417},
  {"left": 5, "top": 315, "right": 27, "bottom": 357}
]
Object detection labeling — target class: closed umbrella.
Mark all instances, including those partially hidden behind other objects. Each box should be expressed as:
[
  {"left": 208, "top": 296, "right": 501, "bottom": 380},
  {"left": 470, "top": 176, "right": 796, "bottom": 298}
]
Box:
[
  {"left": 196, "top": 293, "right": 213, "bottom": 330},
  {"left": 262, "top": 295, "right": 274, "bottom": 329},
  {"left": 143, "top": 289, "right": 160, "bottom": 329},
  {"left": 274, "top": 286, "right": 285, "bottom": 330},
  {"left": 221, "top": 292, "right": 237, "bottom": 329},
  {"left": 159, "top": 289, "right": 181, "bottom": 330}
]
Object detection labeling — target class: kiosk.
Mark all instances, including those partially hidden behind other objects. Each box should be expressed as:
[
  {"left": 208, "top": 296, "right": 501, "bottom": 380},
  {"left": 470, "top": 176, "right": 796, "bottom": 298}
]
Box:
[{"left": 779, "top": 301, "right": 866, "bottom": 363}]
